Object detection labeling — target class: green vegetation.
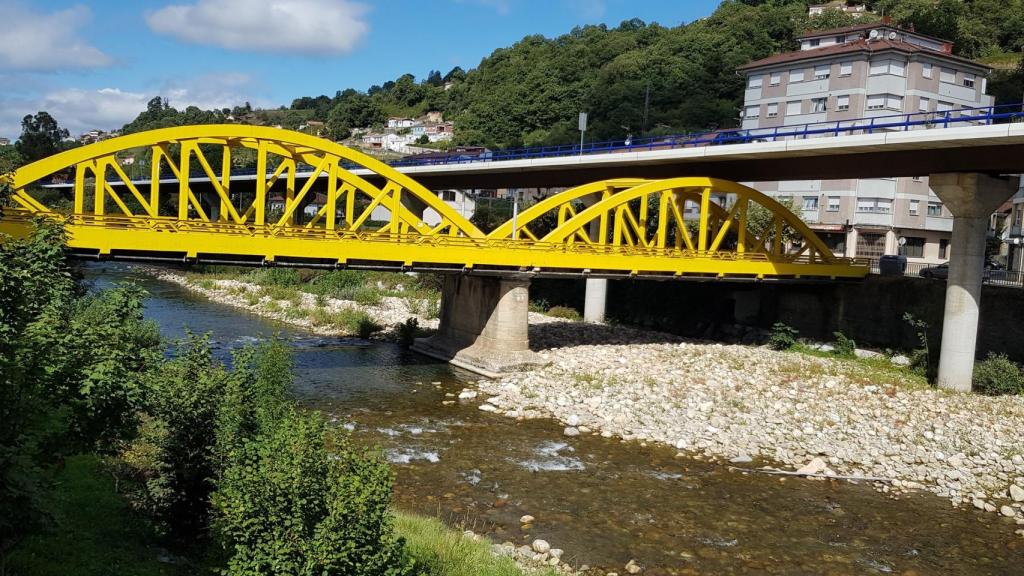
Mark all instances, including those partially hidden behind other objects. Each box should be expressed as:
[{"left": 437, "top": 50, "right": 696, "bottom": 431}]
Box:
[
  {"left": 545, "top": 305, "right": 582, "bottom": 321},
  {"left": 767, "top": 322, "right": 799, "bottom": 351},
  {"left": 0, "top": 222, "right": 536, "bottom": 575},
  {"left": 832, "top": 331, "right": 856, "bottom": 359},
  {"left": 903, "top": 312, "right": 934, "bottom": 379},
  {"left": 972, "top": 353, "right": 1024, "bottom": 396}
]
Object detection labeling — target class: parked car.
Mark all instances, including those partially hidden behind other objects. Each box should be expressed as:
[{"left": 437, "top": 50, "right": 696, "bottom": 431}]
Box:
[{"left": 919, "top": 261, "right": 1002, "bottom": 281}]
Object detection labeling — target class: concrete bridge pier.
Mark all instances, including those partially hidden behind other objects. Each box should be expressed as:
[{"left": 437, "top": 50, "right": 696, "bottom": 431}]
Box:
[
  {"left": 929, "top": 173, "right": 1019, "bottom": 392},
  {"left": 411, "top": 274, "right": 547, "bottom": 377},
  {"left": 584, "top": 278, "right": 608, "bottom": 323}
]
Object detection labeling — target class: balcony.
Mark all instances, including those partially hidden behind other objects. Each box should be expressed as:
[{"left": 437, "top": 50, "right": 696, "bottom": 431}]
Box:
[
  {"left": 925, "top": 216, "right": 954, "bottom": 232},
  {"left": 854, "top": 211, "right": 893, "bottom": 226}
]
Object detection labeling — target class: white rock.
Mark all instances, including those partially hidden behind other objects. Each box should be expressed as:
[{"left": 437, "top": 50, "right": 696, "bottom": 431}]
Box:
[
  {"left": 730, "top": 454, "right": 753, "bottom": 464},
  {"left": 520, "top": 515, "right": 535, "bottom": 524},
  {"left": 478, "top": 403, "right": 498, "bottom": 412},
  {"left": 891, "top": 354, "right": 911, "bottom": 366},
  {"left": 625, "top": 559, "right": 643, "bottom": 574},
  {"left": 567, "top": 414, "right": 581, "bottom": 427},
  {"left": 549, "top": 548, "right": 563, "bottom": 559},
  {"left": 796, "top": 457, "right": 827, "bottom": 475},
  {"left": 674, "top": 439, "right": 688, "bottom": 450},
  {"left": 1010, "top": 484, "right": 1024, "bottom": 502},
  {"left": 563, "top": 426, "right": 580, "bottom": 437},
  {"left": 1001, "top": 505, "right": 1016, "bottom": 517},
  {"left": 531, "top": 539, "right": 550, "bottom": 554},
  {"left": 458, "top": 390, "right": 478, "bottom": 400}
]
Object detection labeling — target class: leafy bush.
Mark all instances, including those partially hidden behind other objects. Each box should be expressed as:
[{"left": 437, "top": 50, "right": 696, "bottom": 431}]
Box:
[
  {"left": 357, "top": 316, "right": 384, "bottom": 339},
  {"left": 903, "top": 313, "right": 933, "bottom": 378},
  {"left": 212, "top": 409, "right": 416, "bottom": 576},
  {"left": 973, "top": 353, "right": 1024, "bottom": 396},
  {"left": 767, "top": 322, "right": 799, "bottom": 351},
  {"left": 247, "top": 267, "right": 303, "bottom": 287},
  {"left": 545, "top": 305, "right": 581, "bottom": 321},
  {"left": 528, "top": 299, "right": 549, "bottom": 313},
  {"left": 395, "top": 318, "right": 421, "bottom": 347},
  {"left": 832, "top": 331, "right": 856, "bottom": 358}
]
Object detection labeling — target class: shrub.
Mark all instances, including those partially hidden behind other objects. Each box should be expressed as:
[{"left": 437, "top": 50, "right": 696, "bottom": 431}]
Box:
[
  {"left": 308, "top": 270, "right": 365, "bottom": 298},
  {"left": 212, "top": 410, "right": 416, "bottom": 576},
  {"left": 356, "top": 316, "right": 384, "bottom": 339},
  {"left": 768, "top": 322, "right": 799, "bottom": 350},
  {"left": 545, "top": 305, "right": 581, "bottom": 321},
  {"left": 247, "top": 267, "right": 302, "bottom": 287},
  {"left": 528, "top": 299, "right": 550, "bottom": 313},
  {"left": 395, "top": 318, "right": 421, "bottom": 347},
  {"left": 832, "top": 331, "right": 856, "bottom": 358},
  {"left": 973, "top": 353, "right": 1024, "bottom": 396},
  {"left": 903, "top": 313, "right": 933, "bottom": 378}
]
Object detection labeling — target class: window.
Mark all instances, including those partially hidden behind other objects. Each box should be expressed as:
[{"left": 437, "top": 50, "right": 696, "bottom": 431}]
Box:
[
  {"left": 809, "top": 38, "right": 820, "bottom": 47},
  {"left": 840, "top": 61, "right": 853, "bottom": 76},
  {"left": 440, "top": 190, "right": 456, "bottom": 202},
  {"left": 928, "top": 202, "right": 943, "bottom": 216},
  {"left": 769, "top": 72, "right": 781, "bottom": 86},
  {"left": 803, "top": 196, "right": 819, "bottom": 210},
  {"left": 912, "top": 176, "right": 923, "bottom": 182},
  {"left": 857, "top": 198, "right": 892, "bottom": 213},
  {"left": 745, "top": 105, "right": 760, "bottom": 119},
  {"left": 786, "top": 101, "right": 802, "bottom": 116},
  {"left": 857, "top": 232, "right": 887, "bottom": 259},
  {"left": 963, "top": 73, "right": 975, "bottom": 88},
  {"left": 909, "top": 200, "right": 919, "bottom": 215},
  {"left": 827, "top": 196, "right": 841, "bottom": 212},
  {"left": 814, "top": 64, "right": 830, "bottom": 79},
  {"left": 748, "top": 75, "right": 763, "bottom": 89},
  {"left": 811, "top": 97, "right": 827, "bottom": 113},
  {"left": 870, "top": 59, "right": 905, "bottom": 76},
  {"left": 766, "top": 103, "right": 779, "bottom": 118},
  {"left": 940, "top": 68, "right": 956, "bottom": 83},
  {"left": 922, "top": 62, "right": 933, "bottom": 78},
  {"left": 939, "top": 238, "right": 948, "bottom": 259},
  {"left": 918, "top": 97, "right": 930, "bottom": 112},
  {"left": 836, "top": 95, "right": 850, "bottom": 111},
  {"left": 790, "top": 69, "right": 805, "bottom": 82},
  {"left": 901, "top": 236, "right": 925, "bottom": 258},
  {"left": 936, "top": 101, "right": 954, "bottom": 112},
  {"left": 835, "top": 35, "right": 846, "bottom": 44},
  {"left": 867, "top": 94, "right": 902, "bottom": 111},
  {"left": 1014, "top": 206, "right": 1023, "bottom": 227}
]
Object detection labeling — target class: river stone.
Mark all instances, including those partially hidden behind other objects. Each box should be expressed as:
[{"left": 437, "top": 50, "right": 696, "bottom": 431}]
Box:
[
  {"left": 730, "top": 454, "right": 753, "bottom": 464},
  {"left": 1010, "top": 484, "right": 1024, "bottom": 502},
  {"left": 520, "top": 515, "right": 535, "bottom": 524},
  {"left": 1001, "top": 505, "right": 1016, "bottom": 517},
  {"left": 625, "top": 558, "right": 643, "bottom": 574},
  {"left": 458, "top": 390, "right": 478, "bottom": 400},
  {"left": 796, "top": 457, "right": 827, "bottom": 475},
  {"left": 549, "top": 548, "right": 563, "bottom": 559},
  {"left": 567, "top": 414, "right": 580, "bottom": 426},
  {"left": 478, "top": 403, "right": 498, "bottom": 412},
  {"left": 1012, "top": 455, "right": 1024, "bottom": 466},
  {"left": 564, "top": 426, "right": 580, "bottom": 437},
  {"left": 531, "top": 539, "right": 550, "bottom": 554},
  {"left": 891, "top": 354, "right": 911, "bottom": 366}
]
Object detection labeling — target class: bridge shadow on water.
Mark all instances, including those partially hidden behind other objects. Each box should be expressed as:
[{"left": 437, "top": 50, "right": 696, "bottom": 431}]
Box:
[{"left": 527, "top": 320, "right": 685, "bottom": 351}]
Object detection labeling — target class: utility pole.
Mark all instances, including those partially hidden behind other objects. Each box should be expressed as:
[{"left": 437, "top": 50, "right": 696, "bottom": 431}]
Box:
[
  {"left": 578, "top": 112, "right": 588, "bottom": 156},
  {"left": 511, "top": 189, "right": 520, "bottom": 240}
]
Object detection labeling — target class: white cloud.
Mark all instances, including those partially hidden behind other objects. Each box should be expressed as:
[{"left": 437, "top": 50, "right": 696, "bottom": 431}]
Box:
[
  {"left": 0, "top": 3, "right": 112, "bottom": 70},
  {"left": 0, "top": 74, "right": 268, "bottom": 140},
  {"left": 146, "top": 0, "right": 370, "bottom": 55},
  {"left": 565, "top": 0, "right": 605, "bottom": 20}
]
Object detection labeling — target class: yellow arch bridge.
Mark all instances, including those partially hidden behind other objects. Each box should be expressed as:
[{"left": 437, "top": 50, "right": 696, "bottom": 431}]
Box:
[{"left": 0, "top": 125, "right": 866, "bottom": 281}]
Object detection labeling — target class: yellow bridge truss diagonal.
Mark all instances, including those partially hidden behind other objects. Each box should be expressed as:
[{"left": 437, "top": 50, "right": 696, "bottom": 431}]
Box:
[{"left": 0, "top": 124, "right": 867, "bottom": 279}]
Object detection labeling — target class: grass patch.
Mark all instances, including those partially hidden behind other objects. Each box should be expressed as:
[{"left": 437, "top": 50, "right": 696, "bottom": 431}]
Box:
[
  {"left": 394, "top": 512, "right": 553, "bottom": 576},
  {"left": 545, "top": 306, "right": 580, "bottom": 321},
  {"left": 309, "top": 307, "right": 383, "bottom": 337},
  {"left": 788, "top": 343, "right": 928, "bottom": 389},
  {"left": 4, "top": 455, "right": 194, "bottom": 576}
]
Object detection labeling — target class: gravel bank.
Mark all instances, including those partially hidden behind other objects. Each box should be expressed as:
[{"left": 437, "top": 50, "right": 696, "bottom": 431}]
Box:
[
  {"left": 475, "top": 321, "right": 1024, "bottom": 529},
  {"left": 148, "top": 269, "right": 557, "bottom": 337}
]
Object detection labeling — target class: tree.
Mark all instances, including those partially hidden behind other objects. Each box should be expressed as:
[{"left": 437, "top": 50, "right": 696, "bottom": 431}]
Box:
[
  {"left": 426, "top": 69, "right": 444, "bottom": 87},
  {"left": 16, "top": 112, "right": 69, "bottom": 163},
  {"left": 442, "top": 66, "right": 466, "bottom": 83}
]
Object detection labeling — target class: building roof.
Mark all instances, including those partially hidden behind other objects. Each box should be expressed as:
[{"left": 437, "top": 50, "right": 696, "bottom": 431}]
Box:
[
  {"left": 737, "top": 38, "right": 990, "bottom": 72},
  {"left": 796, "top": 20, "right": 950, "bottom": 46}
]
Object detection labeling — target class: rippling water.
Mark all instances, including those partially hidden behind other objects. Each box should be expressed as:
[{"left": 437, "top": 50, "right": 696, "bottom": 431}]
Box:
[{"left": 88, "top": 264, "right": 1024, "bottom": 575}]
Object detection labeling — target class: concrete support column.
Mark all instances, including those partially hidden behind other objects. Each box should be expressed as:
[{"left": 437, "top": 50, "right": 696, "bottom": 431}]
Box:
[
  {"left": 411, "top": 274, "right": 546, "bottom": 377},
  {"left": 583, "top": 278, "right": 608, "bottom": 323},
  {"left": 929, "top": 173, "right": 1019, "bottom": 391}
]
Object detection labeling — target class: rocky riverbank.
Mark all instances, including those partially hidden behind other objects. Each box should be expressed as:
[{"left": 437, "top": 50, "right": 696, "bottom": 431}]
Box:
[
  {"left": 146, "top": 268, "right": 559, "bottom": 337},
  {"left": 472, "top": 321, "right": 1024, "bottom": 533}
]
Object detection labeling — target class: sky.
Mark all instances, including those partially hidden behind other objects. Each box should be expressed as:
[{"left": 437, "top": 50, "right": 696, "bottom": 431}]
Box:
[{"left": 0, "top": 0, "right": 721, "bottom": 140}]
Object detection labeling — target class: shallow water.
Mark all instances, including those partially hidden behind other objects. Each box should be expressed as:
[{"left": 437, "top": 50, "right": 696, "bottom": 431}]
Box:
[{"left": 89, "top": 264, "right": 1024, "bottom": 574}]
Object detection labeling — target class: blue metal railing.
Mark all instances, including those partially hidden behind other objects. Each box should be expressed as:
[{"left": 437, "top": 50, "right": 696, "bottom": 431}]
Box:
[{"left": 388, "top": 102, "right": 1024, "bottom": 167}]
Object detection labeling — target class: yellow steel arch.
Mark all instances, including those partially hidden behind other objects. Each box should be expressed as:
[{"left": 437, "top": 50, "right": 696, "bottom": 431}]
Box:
[
  {"left": 540, "top": 177, "right": 838, "bottom": 264},
  {"left": 0, "top": 125, "right": 865, "bottom": 279},
  {"left": 6, "top": 124, "right": 483, "bottom": 239}
]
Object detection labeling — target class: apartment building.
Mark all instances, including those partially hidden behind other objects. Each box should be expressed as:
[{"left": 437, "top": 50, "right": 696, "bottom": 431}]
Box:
[
  {"left": 736, "top": 21, "right": 993, "bottom": 263},
  {"left": 1008, "top": 187, "right": 1024, "bottom": 272}
]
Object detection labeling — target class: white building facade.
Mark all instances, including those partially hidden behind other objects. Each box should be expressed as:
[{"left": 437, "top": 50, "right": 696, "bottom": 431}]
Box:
[{"left": 737, "top": 22, "right": 994, "bottom": 264}]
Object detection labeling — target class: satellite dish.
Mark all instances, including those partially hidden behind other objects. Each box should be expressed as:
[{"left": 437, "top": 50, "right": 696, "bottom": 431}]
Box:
[
  {"left": 869, "top": 29, "right": 880, "bottom": 39},
  {"left": 898, "top": 236, "right": 907, "bottom": 246},
  {"left": 888, "top": 32, "right": 898, "bottom": 40}
]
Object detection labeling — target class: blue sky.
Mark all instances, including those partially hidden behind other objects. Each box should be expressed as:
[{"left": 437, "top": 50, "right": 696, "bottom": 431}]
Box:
[{"left": 0, "top": 0, "right": 720, "bottom": 139}]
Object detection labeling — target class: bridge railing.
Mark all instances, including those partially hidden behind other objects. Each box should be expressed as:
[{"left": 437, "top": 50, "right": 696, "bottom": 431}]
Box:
[
  {"left": 867, "top": 258, "right": 1024, "bottom": 288},
  {"left": 389, "top": 102, "right": 1024, "bottom": 167}
]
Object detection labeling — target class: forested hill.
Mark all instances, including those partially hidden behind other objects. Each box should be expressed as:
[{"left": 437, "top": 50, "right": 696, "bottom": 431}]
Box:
[{"left": 121, "top": 0, "right": 1024, "bottom": 150}]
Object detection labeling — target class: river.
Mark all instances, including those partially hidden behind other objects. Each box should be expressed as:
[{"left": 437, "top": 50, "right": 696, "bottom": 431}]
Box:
[{"left": 88, "top": 264, "right": 1024, "bottom": 575}]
